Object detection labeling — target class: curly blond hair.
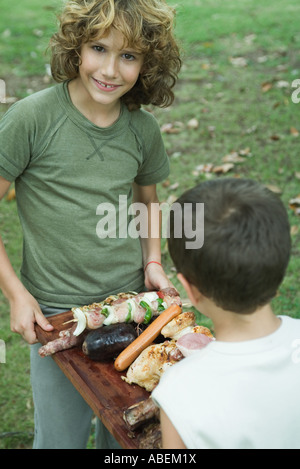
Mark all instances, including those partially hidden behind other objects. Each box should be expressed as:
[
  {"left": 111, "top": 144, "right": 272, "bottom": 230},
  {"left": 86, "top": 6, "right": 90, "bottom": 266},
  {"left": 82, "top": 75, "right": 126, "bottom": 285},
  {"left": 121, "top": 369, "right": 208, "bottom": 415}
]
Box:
[{"left": 49, "top": 0, "right": 182, "bottom": 110}]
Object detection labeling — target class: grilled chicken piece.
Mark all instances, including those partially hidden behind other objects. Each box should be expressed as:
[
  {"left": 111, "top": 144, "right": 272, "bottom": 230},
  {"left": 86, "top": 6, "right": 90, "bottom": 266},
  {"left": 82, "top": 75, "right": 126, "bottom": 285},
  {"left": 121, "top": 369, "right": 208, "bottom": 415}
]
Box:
[
  {"left": 161, "top": 311, "right": 196, "bottom": 339},
  {"left": 161, "top": 311, "right": 213, "bottom": 340},
  {"left": 122, "top": 340, "right": 181, "bottom": 392},
  {"left": 123, "top": 312, "right": 214, "bottom": 391}
]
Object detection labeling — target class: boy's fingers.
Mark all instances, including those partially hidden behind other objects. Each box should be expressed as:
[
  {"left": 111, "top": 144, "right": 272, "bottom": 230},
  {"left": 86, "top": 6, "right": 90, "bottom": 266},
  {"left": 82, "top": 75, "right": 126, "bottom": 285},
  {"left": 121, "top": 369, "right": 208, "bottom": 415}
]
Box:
[
  {"left": 35, "top": 311, "right": 54, "bottom": 331},
  {"left": 24, "top": 328, "right": 39, "bottom": 345}
]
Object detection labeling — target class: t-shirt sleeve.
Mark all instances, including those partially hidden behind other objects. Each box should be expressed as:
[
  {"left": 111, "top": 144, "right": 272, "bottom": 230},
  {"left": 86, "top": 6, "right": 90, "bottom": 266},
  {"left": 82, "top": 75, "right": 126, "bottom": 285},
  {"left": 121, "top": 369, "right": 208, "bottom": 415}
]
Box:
[
  {"left": 0, "top": 100, "right": 33, "bottom": 182},
  {"left": 132, "top": 110, "right": 170, "bottom": 186}
]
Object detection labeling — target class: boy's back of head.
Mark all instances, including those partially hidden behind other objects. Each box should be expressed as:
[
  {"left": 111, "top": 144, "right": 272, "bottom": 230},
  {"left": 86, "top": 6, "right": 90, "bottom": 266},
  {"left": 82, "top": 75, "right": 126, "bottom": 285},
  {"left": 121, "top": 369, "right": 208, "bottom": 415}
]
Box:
[{"left": 168, "top": 178, "right": 291, "bottom": 314}]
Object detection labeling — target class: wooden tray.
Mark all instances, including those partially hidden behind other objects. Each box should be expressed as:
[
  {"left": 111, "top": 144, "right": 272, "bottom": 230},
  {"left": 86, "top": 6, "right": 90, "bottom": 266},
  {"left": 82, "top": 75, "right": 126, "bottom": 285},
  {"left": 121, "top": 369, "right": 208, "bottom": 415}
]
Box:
[{"left": 35, "top": 311, "right": 150, "bottom": 449}]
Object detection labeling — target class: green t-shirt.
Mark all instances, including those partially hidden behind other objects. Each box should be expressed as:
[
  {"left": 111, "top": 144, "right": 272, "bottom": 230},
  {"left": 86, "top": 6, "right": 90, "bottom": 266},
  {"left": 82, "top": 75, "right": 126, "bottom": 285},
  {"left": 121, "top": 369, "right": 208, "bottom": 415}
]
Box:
[{"left": 0, "top": 82, "right": 169, "bottom": 308}]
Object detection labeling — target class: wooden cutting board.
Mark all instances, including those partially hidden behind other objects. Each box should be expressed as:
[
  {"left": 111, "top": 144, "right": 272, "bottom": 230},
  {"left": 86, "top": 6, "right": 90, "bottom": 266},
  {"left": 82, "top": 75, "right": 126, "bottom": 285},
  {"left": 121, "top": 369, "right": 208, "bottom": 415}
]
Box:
[{"left": 35, "top": 311, "right": 150, "bottom": 449}]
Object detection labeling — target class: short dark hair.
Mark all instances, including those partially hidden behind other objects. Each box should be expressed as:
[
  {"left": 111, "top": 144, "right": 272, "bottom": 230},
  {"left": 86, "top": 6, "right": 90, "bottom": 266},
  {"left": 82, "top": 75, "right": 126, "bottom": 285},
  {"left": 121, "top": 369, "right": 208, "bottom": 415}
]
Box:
[{"left": 168, "top": 178, "right": 291, "bottom": 314}]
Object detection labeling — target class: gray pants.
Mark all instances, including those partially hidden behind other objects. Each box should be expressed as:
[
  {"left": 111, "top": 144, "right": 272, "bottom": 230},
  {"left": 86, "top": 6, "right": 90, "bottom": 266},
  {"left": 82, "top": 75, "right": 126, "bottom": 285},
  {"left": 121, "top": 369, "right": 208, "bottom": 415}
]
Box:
[{"left": 30, "top": 304, "right": 121, "bottom": 449}]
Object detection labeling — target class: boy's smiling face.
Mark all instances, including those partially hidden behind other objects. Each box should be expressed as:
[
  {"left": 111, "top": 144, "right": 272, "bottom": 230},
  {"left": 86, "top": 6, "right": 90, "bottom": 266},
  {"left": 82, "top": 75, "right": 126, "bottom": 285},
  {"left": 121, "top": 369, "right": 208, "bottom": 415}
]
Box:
[{"left": 73, "top": 27, "right": 144, "bottom": 117}]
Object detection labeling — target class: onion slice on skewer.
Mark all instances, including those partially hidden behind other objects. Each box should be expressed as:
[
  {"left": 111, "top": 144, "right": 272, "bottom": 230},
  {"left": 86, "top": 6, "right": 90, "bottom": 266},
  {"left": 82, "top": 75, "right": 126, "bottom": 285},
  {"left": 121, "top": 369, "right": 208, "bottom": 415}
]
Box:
[{"left": 73, "top": 308, "right": 87, "bottom": 336}]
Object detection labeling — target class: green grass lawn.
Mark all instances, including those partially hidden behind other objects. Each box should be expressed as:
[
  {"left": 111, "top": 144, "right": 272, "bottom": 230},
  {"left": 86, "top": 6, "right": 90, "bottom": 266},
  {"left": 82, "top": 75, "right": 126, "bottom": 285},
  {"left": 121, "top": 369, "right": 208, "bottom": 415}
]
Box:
[{"left": 0, "top": 0, "right": 300, "bottom": 449}]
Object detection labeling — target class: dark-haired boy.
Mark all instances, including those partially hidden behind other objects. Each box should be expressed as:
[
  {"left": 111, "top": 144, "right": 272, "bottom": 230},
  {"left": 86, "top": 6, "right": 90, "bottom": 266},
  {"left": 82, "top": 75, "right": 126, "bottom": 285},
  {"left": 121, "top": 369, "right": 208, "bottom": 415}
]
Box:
[{"left": 152, "top": 178, "right": 300, "bottom": 449}]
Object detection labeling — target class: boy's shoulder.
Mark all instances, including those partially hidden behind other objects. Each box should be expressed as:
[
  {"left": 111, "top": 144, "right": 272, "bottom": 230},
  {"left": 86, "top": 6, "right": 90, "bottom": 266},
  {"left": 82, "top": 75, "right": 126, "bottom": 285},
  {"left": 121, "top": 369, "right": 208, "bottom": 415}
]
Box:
[
  {"left": 129, "top": 107, "right": 160, "bottom": 132},
  {"left": 277, "top": 314, "right": 300, "bottom": 332},
  {"left": 7, "top": 84, "right": 60, "bottom": 117}
]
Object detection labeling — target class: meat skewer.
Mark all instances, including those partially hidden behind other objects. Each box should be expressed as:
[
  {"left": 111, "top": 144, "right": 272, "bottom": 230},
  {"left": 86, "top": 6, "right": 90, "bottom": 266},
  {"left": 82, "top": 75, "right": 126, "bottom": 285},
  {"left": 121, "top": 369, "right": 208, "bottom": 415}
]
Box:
[
  {"left": 71, "top": 287, "right": 181, "bottom": 336},
  {"left": 38, "top": 288, "right": 181, "bottom": 357}
]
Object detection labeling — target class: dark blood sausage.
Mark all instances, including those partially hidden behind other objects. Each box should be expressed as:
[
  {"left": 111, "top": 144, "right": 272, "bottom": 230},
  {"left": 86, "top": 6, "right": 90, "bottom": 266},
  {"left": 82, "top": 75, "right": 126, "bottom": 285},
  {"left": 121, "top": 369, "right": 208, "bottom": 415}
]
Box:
[{"left": 82, "top": 323, "right": 138, "bottom": 362}]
